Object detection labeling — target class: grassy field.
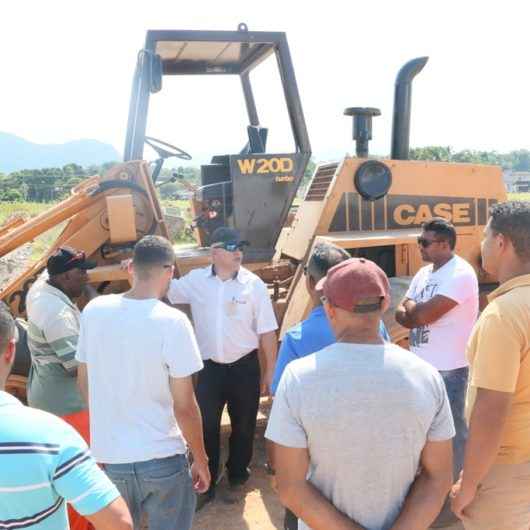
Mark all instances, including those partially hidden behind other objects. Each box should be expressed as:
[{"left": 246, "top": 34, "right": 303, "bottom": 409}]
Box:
[
  {"left": 0, "top": 200, "right": 196, "bottom": 262},
  {"left": 0, "top": 193, "right": 528, "bottom": 262}
]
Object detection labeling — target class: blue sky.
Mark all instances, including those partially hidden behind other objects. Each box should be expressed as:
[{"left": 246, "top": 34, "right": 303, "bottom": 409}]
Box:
[{"left": 2, "top": 0, "right": 529, "bottom": 164}]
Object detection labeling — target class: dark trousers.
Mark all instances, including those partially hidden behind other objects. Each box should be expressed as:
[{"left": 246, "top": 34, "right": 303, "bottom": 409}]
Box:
[{"left": 195, "top": 350, "right": 260, "bottom": 489}]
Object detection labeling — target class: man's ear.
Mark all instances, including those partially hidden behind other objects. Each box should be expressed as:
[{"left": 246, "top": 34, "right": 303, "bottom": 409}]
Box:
[
  {"left": 497, "top": 232, "right": 511, "bottom": 255},
  {"left": 3, "top": 339, "right": 16, "bottom": 366},
  {"left": 381, "top": 297, "right": 391, "bottom": 313},
  {"left": 323, "top": 302, "right": 335, "bottom": 321}
]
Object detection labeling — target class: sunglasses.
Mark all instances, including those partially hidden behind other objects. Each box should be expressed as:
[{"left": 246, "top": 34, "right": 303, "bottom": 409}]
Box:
[
  {"left": 213, "top": 242, "right": 247, "bottom": 252},
  {"left": 417, "top": 237, "right": 442, "bottom": 248}
]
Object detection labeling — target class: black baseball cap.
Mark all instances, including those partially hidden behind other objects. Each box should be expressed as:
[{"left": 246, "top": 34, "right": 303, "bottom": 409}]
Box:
[
  {"left": 47, "top": 247, "right": 97, "bottom": 276},
  {"left": 210, "top": 227, "right": 249, "bottom": 250}
]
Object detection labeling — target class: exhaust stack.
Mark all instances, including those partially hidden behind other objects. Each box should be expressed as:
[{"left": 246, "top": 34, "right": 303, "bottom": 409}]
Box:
[
  {"left": 390, "top": 56, "right": 429, "bottom": 160},
  {"left": 344, "top": 107, "right": 381, "bottom": 158}
]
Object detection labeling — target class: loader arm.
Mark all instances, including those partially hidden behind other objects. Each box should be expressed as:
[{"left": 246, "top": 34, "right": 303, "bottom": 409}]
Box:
[{"left": 0, "top": 160, "right": 168, "bottom": 318}]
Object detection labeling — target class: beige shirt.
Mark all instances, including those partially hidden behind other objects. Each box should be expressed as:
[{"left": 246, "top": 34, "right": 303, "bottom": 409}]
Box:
[{"left": 466, "top": 274, "right": 530, "bottom": 464}]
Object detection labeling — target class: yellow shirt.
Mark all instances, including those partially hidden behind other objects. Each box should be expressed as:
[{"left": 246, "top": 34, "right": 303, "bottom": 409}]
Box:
[{"left": 466, "top": 274, "right": 530, "bottom": 464}]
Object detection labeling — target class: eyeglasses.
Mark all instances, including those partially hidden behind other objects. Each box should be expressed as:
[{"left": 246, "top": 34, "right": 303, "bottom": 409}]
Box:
[
  {"left": 213, "top": 242, "right": 247, "bottom": 252},
  {"left": 225, "top": 242, "right": 246, "bottom": 252},
  {"left": 417, "top": 237, "right": 442, "bottom": 248}
]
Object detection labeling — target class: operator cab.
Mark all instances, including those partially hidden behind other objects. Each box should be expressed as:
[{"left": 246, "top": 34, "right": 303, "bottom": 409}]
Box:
[{"left": 124, "top": 24, "right": 311, "bottom": 262}]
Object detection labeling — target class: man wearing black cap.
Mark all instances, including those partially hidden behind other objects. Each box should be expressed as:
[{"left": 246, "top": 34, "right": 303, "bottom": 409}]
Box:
[
  {"left": 167, "top": 227, "right": 278, "bottom": 508},
  {"left": 26, "top": 246, "right": 97, "bottom": 530},
  {"left": 27, "top": 246, "right": 96, "bottom": 419}
]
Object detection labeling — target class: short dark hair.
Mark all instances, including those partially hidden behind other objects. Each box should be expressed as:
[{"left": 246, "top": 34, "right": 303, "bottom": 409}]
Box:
[
  {"left": 306, "top": 243, "right": 351, "bottom": 281},
  {"left": 0, "top": 303, "right": 15, "bottom": 350},
  {"left": 133, "top": 236, "right": 175, "bottom": 278},
  {"left": 489, "top": 201, "right": 530, "bottom": 261},
  {"left": 422, "top": 217, "right": 457, "bottom": 250}
]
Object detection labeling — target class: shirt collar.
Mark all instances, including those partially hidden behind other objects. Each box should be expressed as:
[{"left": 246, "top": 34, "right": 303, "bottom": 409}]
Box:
[
  {"left": 0, "top": 391, "right": 22, "bottom": 407},
  {"left": 488, "top": 273, "right": 530, "bottom": 302},
  {"left": 43, "top": 280, "right": 77, "bottom": 309},
  {"left": 209, "top": 265, "right": 250, "bottom": 284},
  {"left": 309, "top": 305, "right": 327, "bottom": 317}
]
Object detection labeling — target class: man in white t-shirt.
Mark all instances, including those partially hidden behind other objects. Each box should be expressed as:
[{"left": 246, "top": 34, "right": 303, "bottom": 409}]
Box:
[
  {"left": 396, "top": 217, "right": 478, "bottom": 523},
  {"left": 76, "top": 236, "right": 210, "bottom": 530}
]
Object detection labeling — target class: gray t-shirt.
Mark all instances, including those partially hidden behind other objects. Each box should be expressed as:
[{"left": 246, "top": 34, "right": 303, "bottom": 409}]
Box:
[{"left": 265, "top": 342, "right": 455, "bottom": 530}]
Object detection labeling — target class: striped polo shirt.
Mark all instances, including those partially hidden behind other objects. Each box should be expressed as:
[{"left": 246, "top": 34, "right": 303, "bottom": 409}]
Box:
[
  {"left": 0, "top": 391, "right": 119, "bottom": 529},
  {"left": 26, "top": 274, "right": 85, "bottom": 416}
]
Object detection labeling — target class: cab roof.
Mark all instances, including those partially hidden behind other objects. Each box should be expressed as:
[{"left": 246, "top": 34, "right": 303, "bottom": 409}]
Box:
[{"left": 145, "top": 28, "right": 286, "bottom": 75}]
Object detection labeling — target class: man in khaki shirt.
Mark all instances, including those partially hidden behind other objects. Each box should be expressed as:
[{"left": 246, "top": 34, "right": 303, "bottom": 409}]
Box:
[{"left": 451, "top": 201, "right": 530, "bottom": 530}]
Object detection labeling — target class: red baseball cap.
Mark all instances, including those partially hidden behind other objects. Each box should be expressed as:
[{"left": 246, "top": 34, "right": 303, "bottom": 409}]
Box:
[{"left": 316, "top": 257, "right": 390, "bottom": 312}]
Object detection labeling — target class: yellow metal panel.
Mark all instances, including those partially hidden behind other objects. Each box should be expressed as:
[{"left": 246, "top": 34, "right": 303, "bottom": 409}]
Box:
[
  {"left": 87, "top": 265, "right": 130, "bottom": 284},
  {"left": 106, "top": 195, "right": 137, "bottom": 244},
  {"left": 280, "top": 269, "right": 311, "bottom": 339},
  {"left": 315, "top": 228, "right": 422, "bottom": 248},
  {"left": 280, "top": 201, "right": 326, "bottom": 260}
]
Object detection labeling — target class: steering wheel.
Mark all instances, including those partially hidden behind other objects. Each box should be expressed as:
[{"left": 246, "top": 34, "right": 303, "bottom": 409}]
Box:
[{"left": 144, "top": 136, "right": 192, "bottom": 161}]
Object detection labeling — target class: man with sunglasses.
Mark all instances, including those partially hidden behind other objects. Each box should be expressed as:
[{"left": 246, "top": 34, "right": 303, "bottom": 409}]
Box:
[
  {"left": 26, "top": 246, "right": 97, "bottom": 530},
  {"left": 166, "top": 227, "right": 278, "bottom": 509},
  {"left": 395, "top": 217, "right": 478, "bottom": 523}
]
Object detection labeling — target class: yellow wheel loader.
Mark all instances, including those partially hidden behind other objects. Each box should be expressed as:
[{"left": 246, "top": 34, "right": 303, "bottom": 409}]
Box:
[{"left": 1, "top": 25, "right": 505, "bottom": 400}]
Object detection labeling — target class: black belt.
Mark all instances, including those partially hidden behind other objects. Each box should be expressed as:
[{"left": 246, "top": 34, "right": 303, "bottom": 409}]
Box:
[{"left": 205, "top": 349, "right": 258, "bottom": 367}]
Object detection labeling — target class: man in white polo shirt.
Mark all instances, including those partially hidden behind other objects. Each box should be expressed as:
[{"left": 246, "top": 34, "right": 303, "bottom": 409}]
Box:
[
  {"left": 396, "top": 217, "right": 478, "bottom": 524},
  {"left": 167, "top": 227, "right": 278, "bottom": 508}
]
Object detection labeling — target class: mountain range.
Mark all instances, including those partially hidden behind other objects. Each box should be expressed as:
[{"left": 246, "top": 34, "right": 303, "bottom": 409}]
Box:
[{"left": 0, "top": 132, "right": 121, "bottom": 173}]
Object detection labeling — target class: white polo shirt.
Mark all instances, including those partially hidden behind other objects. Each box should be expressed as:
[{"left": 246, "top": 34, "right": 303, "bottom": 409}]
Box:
[{"left": 167, "top": 266, "right": 278, "bottom": 364}]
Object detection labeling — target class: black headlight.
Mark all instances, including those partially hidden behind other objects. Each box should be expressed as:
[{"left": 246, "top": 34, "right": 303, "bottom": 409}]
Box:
[{"left": 354, "top": 160, "right": 392, "bottom": 201}]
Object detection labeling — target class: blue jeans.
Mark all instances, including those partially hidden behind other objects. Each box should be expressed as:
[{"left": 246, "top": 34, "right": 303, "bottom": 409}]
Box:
[
  {"left": 103, "top": 454, "right": 196, "bottom": 530},
  {"left": 433, "top": 366, "right": 469, "bottom": 527},
  {"left": 439, "top": 366, "right": 469, "bottom": 479}
]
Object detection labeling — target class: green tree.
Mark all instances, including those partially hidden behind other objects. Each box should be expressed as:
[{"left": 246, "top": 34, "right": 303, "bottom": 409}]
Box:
[{"left": 2, "top": 189, "right": 23, "bottom": 202}]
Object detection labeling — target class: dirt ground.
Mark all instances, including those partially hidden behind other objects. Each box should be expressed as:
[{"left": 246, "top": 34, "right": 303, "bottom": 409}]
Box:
[
  {"left": 193, "top": 399, "right": 283, "bottom": 530},
  {"left": 192, "top": 399, "right": 464, "bottom": 530}
]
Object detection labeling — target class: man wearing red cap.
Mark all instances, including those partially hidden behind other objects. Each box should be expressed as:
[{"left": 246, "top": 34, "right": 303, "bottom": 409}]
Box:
[{"left": 266, "top": 258, "right": 455, "bottom": 530}]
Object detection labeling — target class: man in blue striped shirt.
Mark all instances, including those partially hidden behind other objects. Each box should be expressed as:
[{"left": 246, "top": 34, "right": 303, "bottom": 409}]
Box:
[{"left": 0, "top": 304, "right": 132, "bottom": 530}]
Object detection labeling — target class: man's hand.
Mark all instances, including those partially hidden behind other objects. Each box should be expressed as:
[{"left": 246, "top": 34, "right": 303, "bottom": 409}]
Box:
[
  {"left": 403, "top": 299, "right": 416, "bottom": 311},
  {"left": 395, "top": 295, "right": 457, "bottom": 329},
  {"left": 120, "top": 259, "right": 132, "bottom": 272},
  {"left": 191, "top": 457, "right": 211, "bottom": 493},
  {"left": 451, "top": 475, "right": 478, "bottom": 520},
  {"left": 261, "top": 368, "right": 274, "bottom": 397}
]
